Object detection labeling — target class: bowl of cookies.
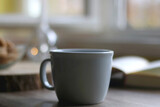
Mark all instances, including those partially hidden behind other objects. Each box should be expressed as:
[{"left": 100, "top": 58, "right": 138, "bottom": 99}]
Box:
[{"left": 0, "top": 37, "right": 26, "bottom": 69}]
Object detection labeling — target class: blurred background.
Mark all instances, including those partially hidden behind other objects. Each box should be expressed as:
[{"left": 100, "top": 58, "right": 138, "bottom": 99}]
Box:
[{"left": 0, "top": 0, "right": 160, "bottom": 61}]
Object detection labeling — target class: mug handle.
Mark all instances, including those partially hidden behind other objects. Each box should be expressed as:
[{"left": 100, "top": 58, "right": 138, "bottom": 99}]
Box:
[{"left": 40, "top": 58, "right": 54, "bottom": 90}]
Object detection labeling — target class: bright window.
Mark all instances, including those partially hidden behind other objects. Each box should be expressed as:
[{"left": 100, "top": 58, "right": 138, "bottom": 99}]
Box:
[
  {"left": 0, "top": 0, "right": 85, "bottom": 17},
  {"left": 0, "top": 0, "right": 99, "bottom": 32},
  {"left": 127, "top": 0, "right": 160, "bottom": 29},
  {"left": 47, "top": 0, "right": 85, "bottom": 17}
]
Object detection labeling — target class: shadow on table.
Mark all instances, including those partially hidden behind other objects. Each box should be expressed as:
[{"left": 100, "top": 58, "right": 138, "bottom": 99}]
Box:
[{"left": 36, "top": 101, "right": 106, "bottom": 107}]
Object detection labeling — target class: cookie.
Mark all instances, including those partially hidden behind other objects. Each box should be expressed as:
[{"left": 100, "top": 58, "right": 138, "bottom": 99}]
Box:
[
  {"left": 0, "top": 37, "right": 7, "bottom": 57},
  {"left": 0, "top": 39, "right": 18, "bottom": 65},
  {"left": 6, "top": 40, "right": 17, "bottom": 53}
]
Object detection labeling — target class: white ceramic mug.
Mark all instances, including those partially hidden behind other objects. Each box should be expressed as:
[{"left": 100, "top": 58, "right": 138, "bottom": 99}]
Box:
[{"left": 40, "top": 49, "right": 114, "bottom": 105}]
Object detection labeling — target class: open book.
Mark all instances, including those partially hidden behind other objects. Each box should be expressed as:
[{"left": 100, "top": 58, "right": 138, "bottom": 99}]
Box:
[{"left": 111, "top": 56, "right": 160, "bottom": 88}]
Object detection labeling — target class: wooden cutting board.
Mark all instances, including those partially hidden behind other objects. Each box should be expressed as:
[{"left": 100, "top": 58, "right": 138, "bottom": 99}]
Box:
[{"left": 0, "top": 61, "right": 52, "bottom": 92}]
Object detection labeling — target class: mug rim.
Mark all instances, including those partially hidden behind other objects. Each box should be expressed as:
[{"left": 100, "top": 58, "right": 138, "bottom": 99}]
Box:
[{"left": 50, "top": 48, "right": 113, "bottom": 54}]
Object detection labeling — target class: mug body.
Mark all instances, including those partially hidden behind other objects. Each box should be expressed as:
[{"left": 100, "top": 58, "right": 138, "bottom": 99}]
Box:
[{"left": 50, "top": 49, "right": 113, "bottom": 105}]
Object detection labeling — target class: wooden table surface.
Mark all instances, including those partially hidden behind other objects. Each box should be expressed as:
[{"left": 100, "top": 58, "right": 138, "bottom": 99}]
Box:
[
  {"left": 0, "top": 88, "right": 160, "bottom": 107},
  {"left": 0, "top": 62, "right": 160, "bottom": 107}
]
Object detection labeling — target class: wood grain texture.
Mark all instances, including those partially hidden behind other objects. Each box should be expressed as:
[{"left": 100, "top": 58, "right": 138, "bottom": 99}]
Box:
[
  {"left": 0, "top": 61, "right": 160, "bottom": 106},
  {"left": 0, "top": 61, "right": 52, "bottom": 92},
  {"left": 0, "top": 88, "right": 160, "bottom": 107}
]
